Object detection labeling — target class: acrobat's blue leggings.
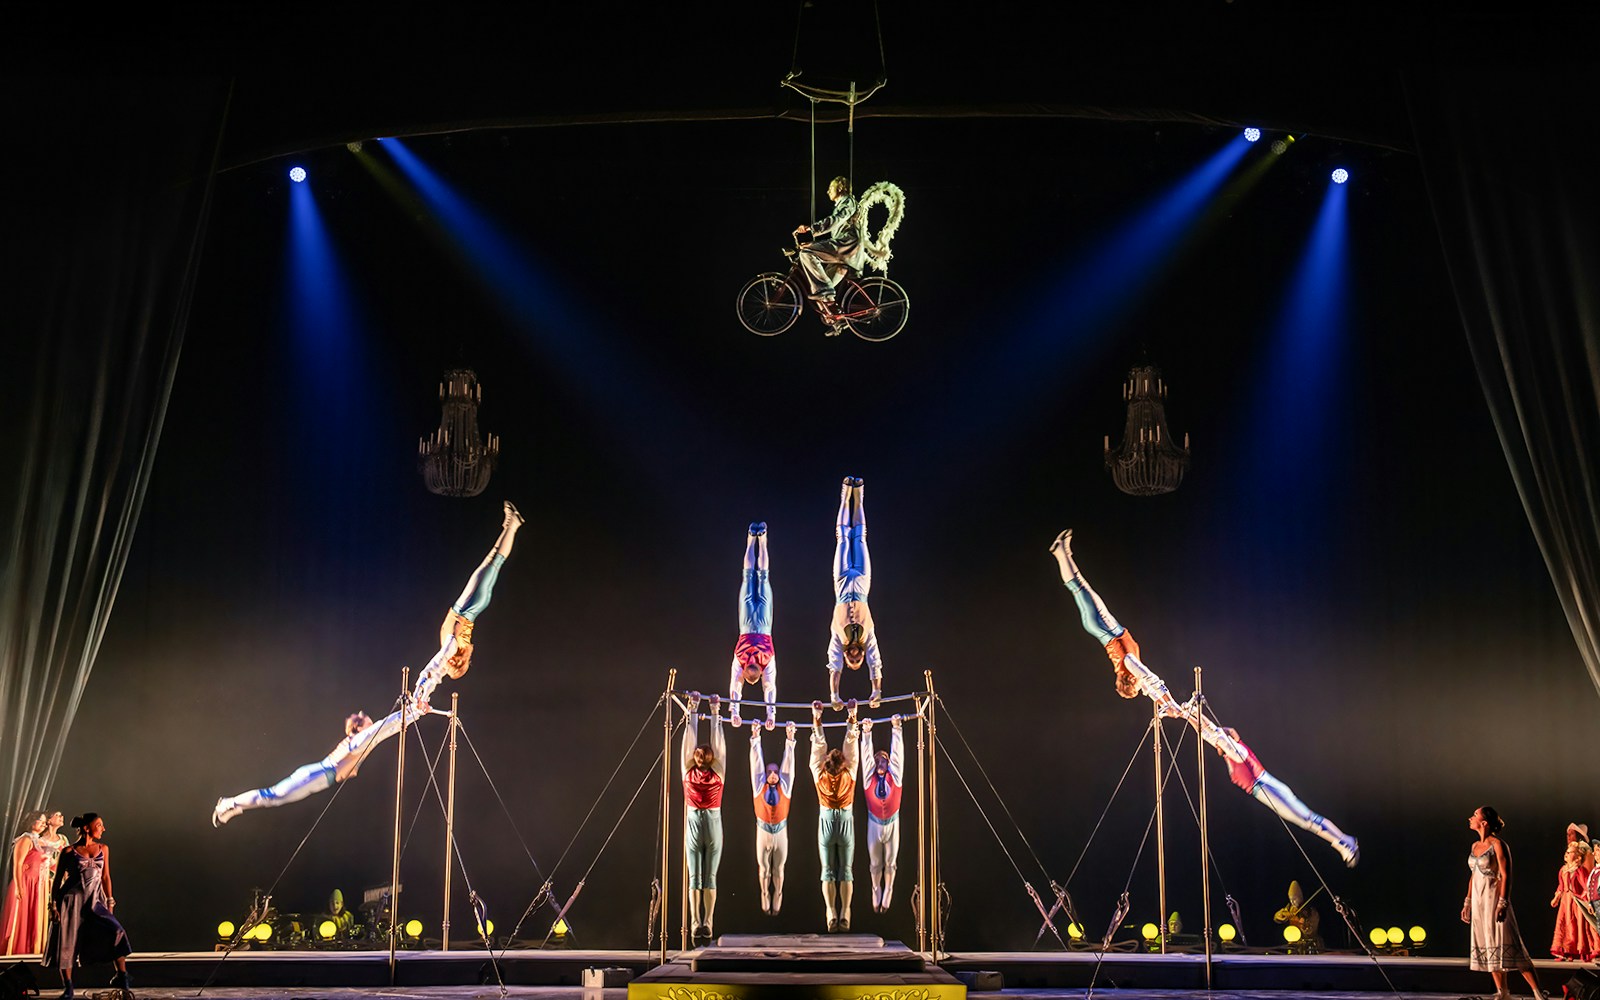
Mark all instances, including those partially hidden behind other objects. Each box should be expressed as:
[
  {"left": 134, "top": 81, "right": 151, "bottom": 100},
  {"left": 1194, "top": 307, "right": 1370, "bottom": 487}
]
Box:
[
  {"left": 1064, "top": 572, "right": 1124, "bottom": 645},
  {"left": 740, "top": 568, "right": 773, "bottom": 634},
  {"left": 686, "top": 807, "right": 724, "bottom": 889},
  {"left": 452, "top": 552, "right": 505, "bottom": 621},
  {"left": 818, "top": 808, "right": 855, "bottom": 882}
]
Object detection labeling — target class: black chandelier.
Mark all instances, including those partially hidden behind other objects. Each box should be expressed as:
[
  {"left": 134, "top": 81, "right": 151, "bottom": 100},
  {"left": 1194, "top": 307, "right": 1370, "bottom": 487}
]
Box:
[
  {"left": 1105, "top": 364, "right": 1190, "bottom": 496},
  {"left": 418, "top": 369, "right": 499, "bottom": 497}
]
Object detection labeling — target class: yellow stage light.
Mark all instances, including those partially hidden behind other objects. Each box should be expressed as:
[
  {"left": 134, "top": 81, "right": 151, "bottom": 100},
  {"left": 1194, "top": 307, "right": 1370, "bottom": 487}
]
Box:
[
  {"left": 253, "top": 922, "right": 273, "bottom": 941},
  {"left": 217, "top": 921, "right": 235, "bottom": 939},
  {"left": 404, "top": 919, "right": 423, "bottom": 939},
  {"left": 1369, "top": 927, "right": 1388, "bottom": 947},
  {"left": 1140, "top": 922, "right": 1159, "bottom": 941},
  {"left": 1409, "top": 925, "right": 1426, "bottom": 944},
  {"left": 476, "top": 918, "right": 495, "bottom": 937},
  {"left": 1067, "top": 922, "right": 1084, "bottom": 940},
  {"left": 1283, "top": 925, "right": 1302, "bottom": 943},
  {"left": 1386, "top": 926, "right": 1404, "bottom": 945},
  {"left": 552, "top": 918, "right": 568, "bottom": 937},
  {"left": 1218, "top": 923, "right": 1236, "bottom": 943},
  {"left": 318, "top": 920, "right": 337, "bottom": 940}
]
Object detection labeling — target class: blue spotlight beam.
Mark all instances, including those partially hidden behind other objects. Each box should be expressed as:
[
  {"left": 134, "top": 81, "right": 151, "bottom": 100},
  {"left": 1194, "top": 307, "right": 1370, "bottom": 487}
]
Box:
[
  {"left": 898, "top": 135, "right": 1254, "bottom": 466},
  {"left": 377, "top": 138, "right": 720, "bottom": 485}
]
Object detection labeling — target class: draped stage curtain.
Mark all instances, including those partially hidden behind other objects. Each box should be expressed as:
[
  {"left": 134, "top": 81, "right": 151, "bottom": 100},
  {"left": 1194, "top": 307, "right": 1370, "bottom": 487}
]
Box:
[
  {"left": 0, "top": 80, "right": 228, "bottom": 855},
  {"left": 1411, "top": 65, "right": 1600, "bottom": 698}
]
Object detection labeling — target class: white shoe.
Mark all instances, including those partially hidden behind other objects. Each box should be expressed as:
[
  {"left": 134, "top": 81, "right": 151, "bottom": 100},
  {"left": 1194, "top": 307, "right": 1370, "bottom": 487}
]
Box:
[{"left": 1336, "top": 836, "right": 1360, "bottom": 868}]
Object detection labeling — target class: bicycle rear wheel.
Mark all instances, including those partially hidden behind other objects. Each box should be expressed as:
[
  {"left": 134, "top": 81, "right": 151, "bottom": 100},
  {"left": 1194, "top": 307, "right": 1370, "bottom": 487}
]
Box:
[
  {"left": 840, "top": 275, "right": 909, "bottom": 342},
  {"left": 736, "top": 273, "right": 802, "bottom": 336}
]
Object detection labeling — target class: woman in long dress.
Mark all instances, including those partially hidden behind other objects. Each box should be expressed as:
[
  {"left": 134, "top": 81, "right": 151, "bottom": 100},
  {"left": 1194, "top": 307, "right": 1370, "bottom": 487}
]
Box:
[
  {"left": 1550, "top": 839, "right": 1600, "bottom": 960},
  {"left": 46, "top": 814, "right": 131, "bottom": 998},
  {"left": 1, "top": 812, "right": 47, "bottom": 955},
  {"left": 1463, "top": 806, "right": 1546, "bottom": 999}
]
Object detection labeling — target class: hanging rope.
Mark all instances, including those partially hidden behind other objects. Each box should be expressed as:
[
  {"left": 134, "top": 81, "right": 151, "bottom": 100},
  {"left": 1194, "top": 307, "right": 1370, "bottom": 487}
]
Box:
[{"left": 1065, "top": 721, "right": 1159, "bottom": 886}]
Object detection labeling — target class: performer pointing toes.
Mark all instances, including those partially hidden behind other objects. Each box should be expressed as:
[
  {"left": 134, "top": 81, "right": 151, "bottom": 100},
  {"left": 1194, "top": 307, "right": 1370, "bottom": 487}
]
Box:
[
  {"left": 751, "top": 721, "right": 797, "bottom": 915},
  {"left": 861, "top": 714, "right": 905, "bottom": 912},
  {"left": 829, "top": 478, "right": 883, "bottom": 709},
  {"left": 812, "top": 699, "right": 860, "bottom": 931},
  {"left": 212, "top": 502, "right": 523, "bottom": 827},
  {"left": 730, "top": 523, "right": 777, "bottom": 730},
  {"left": 682, "top": 693, "right": 726, "bottom": 941},
  {"left": 1048, "top": 529, "right": 1359, "bottom": 868}
]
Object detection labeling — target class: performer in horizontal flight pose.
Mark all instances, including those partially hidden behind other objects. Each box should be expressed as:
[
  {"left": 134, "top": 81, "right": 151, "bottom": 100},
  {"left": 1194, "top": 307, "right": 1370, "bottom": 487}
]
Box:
[
  {"left": 212, "top": 502, "right": 524, "bottom": 826},
  {"left": 1048, "top": 529, "right": 1359, "bottom": 867},
  {"left": 829, "top": 477, "right": 882, "bottom": 709},
  {"left": 682, "top": 693, "right": 726, "bottom": 941},
  {"left": 729, "top": 522, "right": 777, "bottom": 730},
  {"left": 860, "top": 714, "right": 904, "bottom": 913},
  {"left": 812, "top": 699, "right": 861, "bottom": 931},
  {"left": 750, "top": 721, "right": 797, "bottom": 915}
]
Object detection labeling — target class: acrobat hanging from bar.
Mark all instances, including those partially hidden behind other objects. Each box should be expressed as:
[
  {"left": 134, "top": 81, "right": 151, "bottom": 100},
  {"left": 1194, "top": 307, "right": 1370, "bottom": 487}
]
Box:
[
  {"left": 828, "top": 477, "right": 882, "bottom": 709},
  {"left": 1047, "top": 529, "right": 1359, "bottom": 867},
  {"left": 729, "top": 522, "right": 777, "bottom": 730},
  {"left": 211, "top": 501, "right": 524, "bottom": 827},
  {"left": 860, "top": 713, "right": 904, "bottom": 913},
  {"left": 749, "top": 720, "right": 797, "bottom": 915},
  {"left": 682, "top": 693, "right": 726, "bottom": 941},
  {"left": 811, "top": 698, "right": 861, "bottom": 932}
]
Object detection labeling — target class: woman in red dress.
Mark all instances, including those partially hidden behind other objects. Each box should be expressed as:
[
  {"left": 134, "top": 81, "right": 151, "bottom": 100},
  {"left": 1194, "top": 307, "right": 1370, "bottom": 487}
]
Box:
[
  {"left": 1551, "top": 840, "right": 1600, "bottom": 960},
  {"left": 2, "top": 811, "right": 48, "bottom": 955}
]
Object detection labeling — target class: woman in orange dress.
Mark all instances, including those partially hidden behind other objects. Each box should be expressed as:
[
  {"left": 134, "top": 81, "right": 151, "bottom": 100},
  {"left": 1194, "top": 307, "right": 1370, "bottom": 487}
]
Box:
[
  {"left": 1, "top": 812, "right": 48, "bottom": 955},
  {"left": 1550, "top": 840, "right": 1600, "bottom": 960}
]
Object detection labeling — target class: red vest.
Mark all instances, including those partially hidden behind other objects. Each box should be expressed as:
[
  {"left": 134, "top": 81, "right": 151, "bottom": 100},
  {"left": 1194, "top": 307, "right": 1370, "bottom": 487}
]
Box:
[
  {"left": 864, "top": 768, "right": 901, "bottom": 821},
  {"left": 1227, "top": 744, "right": 1265, "bottom": 792},
  {"left": 684, "top": 767, "right": 724, "bottom": 809}
]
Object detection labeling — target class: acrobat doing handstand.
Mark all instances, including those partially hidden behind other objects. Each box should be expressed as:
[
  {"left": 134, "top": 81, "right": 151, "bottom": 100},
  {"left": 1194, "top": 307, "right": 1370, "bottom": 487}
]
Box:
[
  {"left": 828, "top": 477, "right": 882, "bottom": 709},
  {"left": 729, "top": 522, "right": 777, "bottom": 730},
  {"left": 212, "top": 502, "right": 524, "bottom": 827},
  {"left": 1047, "top": 529, "right": 1360, "bottom": 868}
]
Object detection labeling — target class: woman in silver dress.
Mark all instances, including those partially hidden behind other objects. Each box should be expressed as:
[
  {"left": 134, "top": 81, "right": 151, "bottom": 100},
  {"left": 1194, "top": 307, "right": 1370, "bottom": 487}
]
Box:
[{"left": 1463, "top": 806, "right": 1547, "bottom": 1000}]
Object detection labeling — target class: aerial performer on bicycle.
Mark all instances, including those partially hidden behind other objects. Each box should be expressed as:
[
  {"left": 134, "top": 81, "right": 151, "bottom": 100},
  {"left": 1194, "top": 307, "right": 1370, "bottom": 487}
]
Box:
[
  {"left": 729, "top": 522, "right": 777, "bottom": 730},
  {"left": 1047, "top": 529, "right": 1360, "bottom": 868},
  {"left": 794, "top": 175, "right": 865, "bottom": 336},
  {"left": 829, "top": 477, "right": 882, "bottom": 709},
  {"left": 212, "top": 502, "right": 524, "bottom": 826}
]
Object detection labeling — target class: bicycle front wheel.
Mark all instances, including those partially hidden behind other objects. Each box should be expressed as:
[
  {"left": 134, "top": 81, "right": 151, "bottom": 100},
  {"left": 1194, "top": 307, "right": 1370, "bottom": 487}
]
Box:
[
  {"left": 736, "top": 273, "right": 802, "bottom": 336},
  {"left": 840, "top": 275, "right": 909, "bottom": 342}
]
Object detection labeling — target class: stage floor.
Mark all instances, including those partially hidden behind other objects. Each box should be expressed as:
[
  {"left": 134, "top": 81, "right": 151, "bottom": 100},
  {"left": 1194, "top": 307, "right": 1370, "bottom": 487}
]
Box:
[{"left": 13, "top": 948, "right": 1584, "bottom": 997}]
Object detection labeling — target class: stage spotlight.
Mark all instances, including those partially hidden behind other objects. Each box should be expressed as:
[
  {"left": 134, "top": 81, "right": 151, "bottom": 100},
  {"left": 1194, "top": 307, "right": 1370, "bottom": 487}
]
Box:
[
  {"left": 1369, "top": 927, "right": 1388, "bottom": 947},
  {"left": 1283, "top": 925, "right": 1302, "bottom": 944},
  {"left": 1067, "top": 922, "right": 1084, "bottom": 940},
  {"left": 404, "top": 919, "right": 423, "bottom": 939},
  {"left": 1140, "top": 922, "right": 1159, "bottom": 941},
  {"left": 253, "top": 922, "right": 273, "bottom": 942},
  {"left": 1244, "top": 127, "right": 1261, "bottom": 143},
  {"left": 1218, "top": 923, "right": 1236, "bottom": 943},
  {"left": 1331, "top": 168, "right": 1350, "bottom": 184},
  {"left": 346, "top": 141, "right": 363, "bottom": 153},
  {"left": 1409, "top": 925, "right": 1426, "bottom": 944},
  {"left": 216, "top": 920, "right": 235, "bottom": 939},
  {"left": 476, "top": 918, "right": 495, "bottom": 937},
  {"left": 318, "top": 920, "right": 337, "bottom": 940},
  {"left": 1386, "top": 926, "right": 1403, "bottom": 945},
  {"left": 289, "top": 166, "right": 307, "bottom": 183},
  {"left": 551, "top": 918, "right": 569, "bottom": 942}
]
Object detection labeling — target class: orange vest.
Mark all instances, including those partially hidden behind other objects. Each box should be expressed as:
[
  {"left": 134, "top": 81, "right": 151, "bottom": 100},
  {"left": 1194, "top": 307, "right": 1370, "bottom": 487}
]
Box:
[
  {"left": 754, "top": 784, "right": 791, "bottom": 827},
  {"left": 816, "top": 769, "right": 855, "bottom": 810}
]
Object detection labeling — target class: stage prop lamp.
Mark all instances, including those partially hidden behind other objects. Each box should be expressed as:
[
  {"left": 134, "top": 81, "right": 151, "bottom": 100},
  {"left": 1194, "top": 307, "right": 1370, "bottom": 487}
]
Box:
[
  {"left": 418, "top": 369, "right": 500, "bottom": 497},
  {"left": 1218, "top": 923, "right": 1238, "bottom": 945},
  {"left": 1105, "top": 364, "right": 1191, "bottom": 496}
]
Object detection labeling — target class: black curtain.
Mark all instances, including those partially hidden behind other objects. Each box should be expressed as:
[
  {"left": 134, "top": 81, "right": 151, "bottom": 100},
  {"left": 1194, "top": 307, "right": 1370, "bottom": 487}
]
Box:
[
  {"left": 1411, "top": 63, "right": 1600, "bottom": 699},
  {"left": 0, "top": 79, "right": 228, "bottom": 847}
]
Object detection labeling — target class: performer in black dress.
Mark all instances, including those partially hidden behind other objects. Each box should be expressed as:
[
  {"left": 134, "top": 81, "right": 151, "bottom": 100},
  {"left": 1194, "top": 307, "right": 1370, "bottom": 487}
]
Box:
[{"left": 46, "top": 815, "right": 131, "bottom": 998}]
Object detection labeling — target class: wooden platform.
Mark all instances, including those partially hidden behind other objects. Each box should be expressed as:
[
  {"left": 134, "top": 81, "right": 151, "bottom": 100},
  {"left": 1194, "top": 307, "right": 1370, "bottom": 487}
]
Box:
[{"left": 628, "top": 934, "right": 967, "bottom": 1000}]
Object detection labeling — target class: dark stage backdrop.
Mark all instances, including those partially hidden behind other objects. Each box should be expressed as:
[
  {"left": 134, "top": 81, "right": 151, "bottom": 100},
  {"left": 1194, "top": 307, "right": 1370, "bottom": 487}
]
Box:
[{"left": 46, "top": 112, "right": 1598, "bottom": 956}]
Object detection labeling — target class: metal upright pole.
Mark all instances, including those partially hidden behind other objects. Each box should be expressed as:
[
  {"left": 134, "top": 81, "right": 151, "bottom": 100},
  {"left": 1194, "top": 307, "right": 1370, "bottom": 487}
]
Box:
[
  {"left": 925, "top": 670, "right": 941, "bottom": 962},
  {"left": 389, "top": 667, "right": 409, "bottom": 983},
  {"left": 921, "top": 691, "right": 934, "bottom": 953},
  {"left": 441, "top": 693, "right": 460, "bottom": 951},
  {"left": 1154, "top": 704, "right": 1167, "bottom": 954},
  {"left": 1195, "top": 667, "right": 1213, "bottom": 989},
  {"left": 660, "top": 670, "right": 675, "bottom": 964}
]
